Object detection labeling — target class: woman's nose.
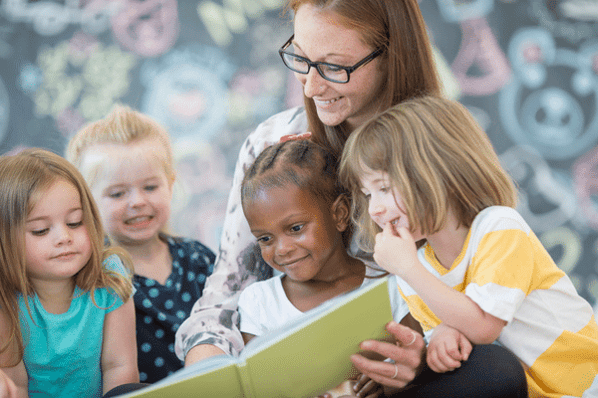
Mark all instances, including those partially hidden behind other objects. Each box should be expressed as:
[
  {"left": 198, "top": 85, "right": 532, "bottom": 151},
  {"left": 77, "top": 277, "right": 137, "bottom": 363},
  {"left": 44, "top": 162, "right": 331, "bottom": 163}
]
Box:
[{"left": 300, "top": 68, "right": 326, "bottom": 98}]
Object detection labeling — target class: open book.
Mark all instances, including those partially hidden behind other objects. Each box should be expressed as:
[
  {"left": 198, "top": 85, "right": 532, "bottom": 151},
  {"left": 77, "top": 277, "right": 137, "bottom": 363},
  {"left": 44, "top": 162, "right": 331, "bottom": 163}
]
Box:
[{"left": 120, "top": 277, "right": 393, "bottom": 398}]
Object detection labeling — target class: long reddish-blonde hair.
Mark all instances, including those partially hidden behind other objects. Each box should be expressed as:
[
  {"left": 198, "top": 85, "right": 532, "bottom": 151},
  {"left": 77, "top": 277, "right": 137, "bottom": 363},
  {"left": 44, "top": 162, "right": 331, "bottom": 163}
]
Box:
[{"left": 284, "top": 0, "right": 441, "bottom": 159}]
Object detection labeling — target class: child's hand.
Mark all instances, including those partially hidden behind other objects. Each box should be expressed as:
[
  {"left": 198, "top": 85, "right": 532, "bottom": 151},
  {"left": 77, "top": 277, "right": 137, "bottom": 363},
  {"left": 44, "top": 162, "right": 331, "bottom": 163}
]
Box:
[
  {"left": 352, "top": 373, "right": 384, "bottom": 398},
  {"left": 426, "top": 323, "right": 472, "bottom": 373},
  {"left": 373, "top": 223, "right": 419, "bottom": 278}
]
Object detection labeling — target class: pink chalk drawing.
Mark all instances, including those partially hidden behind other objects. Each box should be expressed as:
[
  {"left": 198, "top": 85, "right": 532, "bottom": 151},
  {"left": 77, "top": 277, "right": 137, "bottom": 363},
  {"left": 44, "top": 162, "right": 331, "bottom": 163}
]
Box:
[
  {"left": 451, "top": 18, "right": 511, "bottom": 96},
  {"left": 111, "top": 0, "right": 179, "bottom": 57},
  {"left": 573, "top": 147, "right": 598, "bottom": 230}
]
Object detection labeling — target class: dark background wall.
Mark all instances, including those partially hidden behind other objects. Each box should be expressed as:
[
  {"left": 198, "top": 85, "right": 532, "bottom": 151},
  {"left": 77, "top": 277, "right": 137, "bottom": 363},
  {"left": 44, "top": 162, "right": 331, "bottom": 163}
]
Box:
[{"left": 1, "top": 0, "right": 597, "bottom": 309}]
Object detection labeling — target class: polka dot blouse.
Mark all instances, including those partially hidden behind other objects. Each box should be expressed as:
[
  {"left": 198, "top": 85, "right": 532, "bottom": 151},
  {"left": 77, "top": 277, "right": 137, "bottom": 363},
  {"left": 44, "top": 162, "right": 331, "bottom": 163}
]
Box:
[{"left": 133, "top": 234, "right": 215, "bottom": 383}]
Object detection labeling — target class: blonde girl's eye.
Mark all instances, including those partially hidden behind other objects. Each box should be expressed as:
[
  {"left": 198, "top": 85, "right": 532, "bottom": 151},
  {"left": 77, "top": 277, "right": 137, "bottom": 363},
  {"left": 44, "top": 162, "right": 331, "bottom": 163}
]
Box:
[
  {"left": 67, "top": 221, "right": 84, "bottom": 229},
  {"left": 30, "top": 228, "right": 49, "bottom": 236},
  {"left": 108, "top": 190, "right": 125, "bottom": 199}
]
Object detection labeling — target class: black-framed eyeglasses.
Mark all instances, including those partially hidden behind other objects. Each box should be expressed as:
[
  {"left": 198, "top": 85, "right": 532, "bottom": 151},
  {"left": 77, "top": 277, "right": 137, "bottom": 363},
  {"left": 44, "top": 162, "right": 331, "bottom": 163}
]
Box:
[{"left": 278, "top": 34, "right": 383, "bottom": 84}]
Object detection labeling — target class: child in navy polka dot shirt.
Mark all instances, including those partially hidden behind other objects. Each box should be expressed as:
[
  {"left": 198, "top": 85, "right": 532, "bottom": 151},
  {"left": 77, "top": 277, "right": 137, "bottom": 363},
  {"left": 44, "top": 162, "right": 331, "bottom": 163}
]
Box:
[{"left": 67, "top": 105, "right": 215, "bottom": 383}]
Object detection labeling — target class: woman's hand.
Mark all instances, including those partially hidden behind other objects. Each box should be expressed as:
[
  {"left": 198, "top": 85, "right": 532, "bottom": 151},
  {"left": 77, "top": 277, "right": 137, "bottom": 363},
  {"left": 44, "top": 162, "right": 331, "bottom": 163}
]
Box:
[{"left": 350, "top": 321, "right": 425, "bottom": 391}]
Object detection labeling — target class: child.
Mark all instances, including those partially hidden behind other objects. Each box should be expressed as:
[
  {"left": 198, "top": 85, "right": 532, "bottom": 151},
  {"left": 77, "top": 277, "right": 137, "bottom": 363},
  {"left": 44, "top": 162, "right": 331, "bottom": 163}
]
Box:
[
  {"left": 339, "top": 95, "right": 598, "bottom": 398},
  {"left": 66, "top": 105, "right": 215, "bottom": 383},
  {"left": 0, "top": 149, "right": 138, "bottom": 398},
  {"left": 238, "top": 139, "right": 414, "bottom": 397}
]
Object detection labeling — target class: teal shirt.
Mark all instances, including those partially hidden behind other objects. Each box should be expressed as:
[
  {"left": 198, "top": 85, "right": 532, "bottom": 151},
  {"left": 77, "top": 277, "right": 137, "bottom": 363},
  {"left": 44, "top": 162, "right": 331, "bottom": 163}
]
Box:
[{"left": 18, "top": 255, "right": 131, "bottom": 398}]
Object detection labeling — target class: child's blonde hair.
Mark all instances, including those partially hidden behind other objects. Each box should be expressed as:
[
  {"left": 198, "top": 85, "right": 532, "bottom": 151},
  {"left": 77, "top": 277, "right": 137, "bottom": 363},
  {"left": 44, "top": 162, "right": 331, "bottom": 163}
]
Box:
[
  {"left": 0, "top": 149, "right": 133, "bottom": 366},
  {"left": 339, "top": 95, "right": 517, "bottom": 252},
  {"left": 65, "top": 104, "right": 175, "bottom": 188}
]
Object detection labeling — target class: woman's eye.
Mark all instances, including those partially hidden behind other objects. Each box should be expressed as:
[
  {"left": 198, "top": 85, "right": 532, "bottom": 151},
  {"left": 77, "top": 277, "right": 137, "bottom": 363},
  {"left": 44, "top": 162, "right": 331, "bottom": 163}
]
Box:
[
  {"left": 144, "top": 185, "right": 158, "bottom": 192},
  {"left": 380, "top": 186, "right": 389, "bottom": 193},
  {"left": 290, "top": 224, "right": 303, "bottom": 233},
  {"left": 67, "top": 221, "right": 83, "bottom": 229}
]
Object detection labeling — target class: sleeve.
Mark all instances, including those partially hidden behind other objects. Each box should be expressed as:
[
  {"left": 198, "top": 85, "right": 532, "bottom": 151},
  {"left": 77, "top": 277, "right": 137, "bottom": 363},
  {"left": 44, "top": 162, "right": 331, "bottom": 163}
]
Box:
[
  {"left": 464, "top": 210, "right": 534, "bottom": 323},
  {"left": 174, "top": 108, "right": 308, "bottom": 360},
  {"left": 102, "top": 254, "right": 135, "bottom": 312},
  {"left": 237, "top": 284, "right": 266, "bottom": 337},
  {"left": 387, "top": 275, "right": 410, "bottom": 323}
]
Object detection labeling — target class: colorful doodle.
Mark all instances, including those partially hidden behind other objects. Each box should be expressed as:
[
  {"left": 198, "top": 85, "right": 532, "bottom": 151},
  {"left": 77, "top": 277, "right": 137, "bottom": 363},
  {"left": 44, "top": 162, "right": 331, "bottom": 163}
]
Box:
[
  {"left": 30, "top": 34, "right": 136, "bottom": 136},
  {"left": 197, "top": 0, "right": 284, "bottom": 46},
  {"left": 1, "top": 0, "right": 117, "bottom": 36},
  {"left": 111, "top": 0, "right": 180, "bottom": 57},
  {"left": 499, "top": 27, "right": 598, "bottom": 160}
]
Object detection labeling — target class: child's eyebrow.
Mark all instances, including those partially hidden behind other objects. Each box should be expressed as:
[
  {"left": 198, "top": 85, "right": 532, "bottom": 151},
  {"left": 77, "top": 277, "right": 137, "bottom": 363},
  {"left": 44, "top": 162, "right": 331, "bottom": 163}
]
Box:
[{"left": 26, "top": 207, "right": 83, "bottom": 223}]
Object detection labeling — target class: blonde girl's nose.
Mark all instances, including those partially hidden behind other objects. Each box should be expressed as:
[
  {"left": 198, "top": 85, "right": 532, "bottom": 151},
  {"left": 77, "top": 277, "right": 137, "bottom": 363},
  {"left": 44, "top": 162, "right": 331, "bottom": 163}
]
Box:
[{"left": 55, "top": 225, "right": 73, "bottom": 245}]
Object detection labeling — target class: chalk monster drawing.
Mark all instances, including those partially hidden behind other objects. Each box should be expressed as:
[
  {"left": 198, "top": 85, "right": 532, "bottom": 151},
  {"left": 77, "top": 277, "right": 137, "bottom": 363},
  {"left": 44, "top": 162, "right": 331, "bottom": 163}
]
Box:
[{"left": 499, "top": 27, "right": 598, "bottom": 160}]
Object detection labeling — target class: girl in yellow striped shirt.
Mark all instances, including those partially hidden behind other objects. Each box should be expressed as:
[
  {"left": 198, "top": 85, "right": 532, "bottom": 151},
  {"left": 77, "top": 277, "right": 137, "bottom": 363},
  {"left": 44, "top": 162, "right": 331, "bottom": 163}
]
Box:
[{"left": 339, "top": 95, "right": 598, "bottom": 398}]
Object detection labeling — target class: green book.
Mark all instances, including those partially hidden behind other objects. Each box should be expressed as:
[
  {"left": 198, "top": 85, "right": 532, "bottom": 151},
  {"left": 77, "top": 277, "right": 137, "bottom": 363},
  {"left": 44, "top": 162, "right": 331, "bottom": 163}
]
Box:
[{"left": 120, "top": 277, "right": 393, "bottom": 398}]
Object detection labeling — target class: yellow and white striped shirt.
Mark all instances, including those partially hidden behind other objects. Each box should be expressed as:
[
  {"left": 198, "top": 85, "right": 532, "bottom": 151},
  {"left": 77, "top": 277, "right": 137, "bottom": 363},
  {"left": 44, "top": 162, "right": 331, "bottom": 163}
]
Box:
[{"left": 397, "top": 206, "right": 598, "bottom": 398}]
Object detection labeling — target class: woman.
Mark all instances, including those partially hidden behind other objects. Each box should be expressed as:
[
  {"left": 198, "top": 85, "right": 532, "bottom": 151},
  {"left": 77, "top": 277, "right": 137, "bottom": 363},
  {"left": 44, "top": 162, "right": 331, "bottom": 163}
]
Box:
[{"left": 175, "top": 1, "right": 527, "bottom": 395}]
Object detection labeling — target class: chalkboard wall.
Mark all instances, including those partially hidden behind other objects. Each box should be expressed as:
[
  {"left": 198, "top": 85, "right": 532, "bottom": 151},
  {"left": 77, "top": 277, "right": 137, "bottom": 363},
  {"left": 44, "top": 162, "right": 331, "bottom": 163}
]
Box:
[{"left": 1, "top": 0, "right": 597, "bottom": 308}]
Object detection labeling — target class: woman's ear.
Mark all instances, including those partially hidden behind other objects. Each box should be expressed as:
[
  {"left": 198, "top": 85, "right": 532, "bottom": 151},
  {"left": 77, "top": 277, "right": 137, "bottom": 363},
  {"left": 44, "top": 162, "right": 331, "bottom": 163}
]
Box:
[{"left": 331, "top": 194, "right": 351, "bottom": 232}]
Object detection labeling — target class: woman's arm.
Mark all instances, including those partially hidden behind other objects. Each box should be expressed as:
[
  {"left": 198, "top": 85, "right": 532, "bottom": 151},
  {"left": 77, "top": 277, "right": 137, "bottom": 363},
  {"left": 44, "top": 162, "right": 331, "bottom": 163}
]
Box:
[
  {"left": 175, "top": 107, "right": 308, "bottom": 364},
  {"left": 101, "top": 299, "right": 139, "bottom": 394}
]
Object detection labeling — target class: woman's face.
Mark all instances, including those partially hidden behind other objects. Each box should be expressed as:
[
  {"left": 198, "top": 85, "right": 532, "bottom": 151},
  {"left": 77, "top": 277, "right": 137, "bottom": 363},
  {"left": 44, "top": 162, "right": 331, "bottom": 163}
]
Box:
[{"left": 292, "top": 4, "right": 386, "bottom": 131}]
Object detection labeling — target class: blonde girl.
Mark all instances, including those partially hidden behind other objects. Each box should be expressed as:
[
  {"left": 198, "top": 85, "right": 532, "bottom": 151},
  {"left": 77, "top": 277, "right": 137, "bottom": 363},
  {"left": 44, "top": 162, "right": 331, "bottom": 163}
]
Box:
[
  {"left": 339, "top": 95, "right": 598, "bottom": 398},
  {"left": 67, "top": 105, "right": 215, "bottom": 383},
  {"left": 0, "top": 148, "right": 138, "bottom": 398}
]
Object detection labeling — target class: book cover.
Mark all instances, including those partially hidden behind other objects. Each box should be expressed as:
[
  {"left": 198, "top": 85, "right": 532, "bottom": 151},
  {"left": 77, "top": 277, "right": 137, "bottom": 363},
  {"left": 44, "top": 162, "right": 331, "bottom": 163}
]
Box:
[{"left": 120, "top": 277, "right": 393, "bottom": 398}]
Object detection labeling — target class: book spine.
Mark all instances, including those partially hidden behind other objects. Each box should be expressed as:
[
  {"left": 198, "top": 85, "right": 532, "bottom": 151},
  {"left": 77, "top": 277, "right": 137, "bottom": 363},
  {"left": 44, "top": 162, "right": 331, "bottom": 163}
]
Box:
[{"left": 236, "top": 362, "right": 255, "bottom": 398}]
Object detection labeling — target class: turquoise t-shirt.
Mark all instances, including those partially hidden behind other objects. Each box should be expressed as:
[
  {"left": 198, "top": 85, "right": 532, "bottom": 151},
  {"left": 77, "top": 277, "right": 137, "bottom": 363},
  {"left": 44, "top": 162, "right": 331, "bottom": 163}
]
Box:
[{"left": 18, "top": 255, "right": 132, "bottom": 398}]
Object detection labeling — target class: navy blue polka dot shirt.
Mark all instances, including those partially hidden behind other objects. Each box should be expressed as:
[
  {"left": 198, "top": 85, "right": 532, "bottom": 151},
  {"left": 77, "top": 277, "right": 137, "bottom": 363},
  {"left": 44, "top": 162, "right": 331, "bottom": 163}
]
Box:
[{"left": 133, "top": 234, "right": 215, "bottom": 383}]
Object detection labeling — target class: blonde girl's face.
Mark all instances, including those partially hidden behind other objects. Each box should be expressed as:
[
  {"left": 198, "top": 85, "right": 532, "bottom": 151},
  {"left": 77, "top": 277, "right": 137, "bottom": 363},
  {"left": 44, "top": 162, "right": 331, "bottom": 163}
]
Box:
[
  {"left": 85, "top": 139, "right": 173, "bottom": 246},
  {"left": 359, "top": 167, "right": 424, "bottom": 242},
  {"left": 292, "top": 4, "right": 386, "bottom": 131},
  {"left": 25, "top": 179, "right": 92, "bottom": 285}
]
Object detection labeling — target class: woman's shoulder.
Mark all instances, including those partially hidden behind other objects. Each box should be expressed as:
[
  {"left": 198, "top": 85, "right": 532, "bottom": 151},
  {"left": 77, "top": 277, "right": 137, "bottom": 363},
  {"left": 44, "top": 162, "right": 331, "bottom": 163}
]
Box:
[{"left": 247, "top": 106, "right": 308, "bottom": 145}]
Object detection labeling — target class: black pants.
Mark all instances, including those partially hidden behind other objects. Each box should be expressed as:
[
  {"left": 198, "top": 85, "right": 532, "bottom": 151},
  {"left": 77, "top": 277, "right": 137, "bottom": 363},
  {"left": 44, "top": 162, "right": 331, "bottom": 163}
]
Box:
[
  {"left": 103, "top": 383, "right": 151, "bottom": 397},
  {"left": 394, "top": 344, "right": 528, "bottom": 398}
]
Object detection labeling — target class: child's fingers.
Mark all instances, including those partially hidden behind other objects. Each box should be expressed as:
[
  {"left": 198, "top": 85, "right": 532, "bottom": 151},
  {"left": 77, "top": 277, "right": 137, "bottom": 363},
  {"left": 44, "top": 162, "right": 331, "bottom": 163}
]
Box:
[
  {"left": 436, "top": 342, "right": 462, "bottom": 371},
  {"left": 426, "top": 348, "right": 448, "bottom": 373},
  {"left": 280, "top": 132, "right": 312, "bottom": 143},
  {"left": 458, "top": 334, "right": 473, "bottom": 361}
]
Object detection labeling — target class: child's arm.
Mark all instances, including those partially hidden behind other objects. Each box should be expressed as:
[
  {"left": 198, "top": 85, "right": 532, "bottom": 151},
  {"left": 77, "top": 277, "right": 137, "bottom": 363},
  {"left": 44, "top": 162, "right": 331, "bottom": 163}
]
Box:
[
  {"left": 242, "top": 332, "right": 255, "bottom": 346},
  {"left": 426, "top": 323, "right": 472, "bottom": 373},
  {"left": 101, "top": 299, "right": 139, "bottom": 394},
  {"left": 374, "top": 224, "right": 506, "bottom": 344}
]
